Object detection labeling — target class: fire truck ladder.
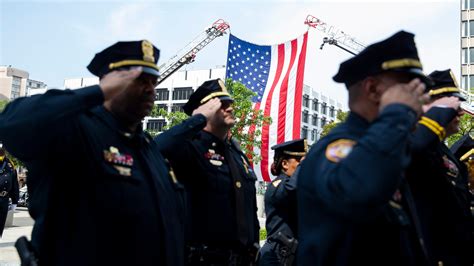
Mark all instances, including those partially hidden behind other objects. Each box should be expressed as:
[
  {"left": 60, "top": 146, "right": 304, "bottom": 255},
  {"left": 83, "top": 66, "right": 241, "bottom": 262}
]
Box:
[
  {"left": 304, "top": 15, "right": 366, "bottom": 55},
  {"left": 156, "top": 19, "right": 230, "bottom": 85}
]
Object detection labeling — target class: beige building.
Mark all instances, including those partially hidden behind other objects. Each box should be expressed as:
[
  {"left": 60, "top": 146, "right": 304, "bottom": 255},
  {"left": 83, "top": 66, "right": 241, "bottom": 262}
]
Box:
[
  {"left": 461, "top": 0, "right": 474, "bottom": 103},
  {"left": 0, "top": 66, "right": 30, "bottom": 100}
]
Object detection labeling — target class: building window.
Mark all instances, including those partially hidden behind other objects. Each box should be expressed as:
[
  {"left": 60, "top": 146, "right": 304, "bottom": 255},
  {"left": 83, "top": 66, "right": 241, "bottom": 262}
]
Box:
[
  {"left": 462, "top": 22, "right": 468, "bottom": 38},
  {"left": 157, "top": 104, "right": 167, "bottom": 112},
  {"left": 329, "top": 106, "right": 335, "bottom": 118},
  {"left": 171, "top": 103, "right": 185, "bottom": 112},
  {"left": 462, "top": 75, "right": 468, "bottom": 90},
  {"left": 321, "top": 117, "right": 327, "bottom": 127},
  {"left": 146, "top": 119, "right": 167, "bottom": 132},
  {"left": 172, "top": 87, "right": 194, "bottom": 100},
  {"left": 321, "top": 102, "right": 327, "bottom": 115},
  {"left": 469, "top": 21, "right": 474, "bottom": 36},
  {"left": 302, "top": 111, "right": 309, "bottom": 123},
  {"left": 155, "top": 88, "right": 169, "bottom": 101},
  {"left": 470, "top": 0, "right": 474, "bottom": 9},
  {"left": 312, "top": 114, "right": 318, "bottom": 126},
  {"left": 10, "top": 76, "right": 21, "bottom": 99},
  {"left": 311, "top": 129, "right": 316, "bottom": 141},
  {"left": 469, "top": 76, "right": 474, "bottom": 90},
  {"left": 301, "top": 127, "right": 308, "bottom": 139},
  {"left": 312, "top": 99, "right": 319, "bottom": 112},
  {"left": 462, "top": 48, "right": 468, "bottom": 64},
  {"left": 463, "top": 0, "right": 468, "bottom": 9},
  {"left": 303, "top": 95, "right": 310, "bottom": 108}
]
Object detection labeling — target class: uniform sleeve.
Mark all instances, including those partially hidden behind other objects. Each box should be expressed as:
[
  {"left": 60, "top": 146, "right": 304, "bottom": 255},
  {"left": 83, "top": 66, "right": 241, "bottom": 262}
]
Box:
[
  {"left": 154, "top": 114, "right": 207, "bottom": 158},
  {"left": 9, "top": 163, "right": 19, "bottom": 204},
  {"left": 0, "top": 86, "right": 104, "bottom": 161},
  {"left": 300, "top": 104, "right": 417, "bottom": 220},
  {"left": 410, "top": 106, "right": 457, "bottom": 153}
]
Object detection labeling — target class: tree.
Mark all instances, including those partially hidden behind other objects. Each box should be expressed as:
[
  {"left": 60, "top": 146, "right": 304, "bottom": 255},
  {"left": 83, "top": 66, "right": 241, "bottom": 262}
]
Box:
[
  {"left": 0, "top": 99, "right": 8, "bottom": 112},
  {"left": 447, "top": 113, "right": 474, "bottom": 147},
  {"left": 147, "top": 79, "right": 271, "bottom": 162},
  {"left": 320, "top": 110, "right": 349, "bottom": 138}
]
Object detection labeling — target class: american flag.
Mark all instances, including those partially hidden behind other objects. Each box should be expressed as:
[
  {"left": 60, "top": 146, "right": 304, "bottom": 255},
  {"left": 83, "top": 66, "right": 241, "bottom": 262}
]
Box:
[{"left": 225, "top": 32, "right": 308, "bottom": 182}]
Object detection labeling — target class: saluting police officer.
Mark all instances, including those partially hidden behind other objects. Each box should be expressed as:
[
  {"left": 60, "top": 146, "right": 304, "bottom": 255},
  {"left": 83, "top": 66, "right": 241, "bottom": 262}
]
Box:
[
  {"left": 407, "top": 69, "right": 474, "bottom": 265},
  {"left": 297, "top": 31, "right": 431, "bottom": 266},
  {"left": 155, "top": 79, "right": 260, "bottom": 265},
  {"left": 0, "top": 40, "right": 185, "bottom": 265},
  {"left": 259, "top": 139, "right": 307, "bottom": 266},
  {"left": 0, "top": 146, "right": 19, "bottom": 237}
]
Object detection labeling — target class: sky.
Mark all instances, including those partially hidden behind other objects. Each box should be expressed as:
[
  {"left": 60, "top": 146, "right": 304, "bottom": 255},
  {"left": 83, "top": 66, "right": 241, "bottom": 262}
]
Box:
[{"left": 0, "top": 0, "right": 460, "bottom": 107}]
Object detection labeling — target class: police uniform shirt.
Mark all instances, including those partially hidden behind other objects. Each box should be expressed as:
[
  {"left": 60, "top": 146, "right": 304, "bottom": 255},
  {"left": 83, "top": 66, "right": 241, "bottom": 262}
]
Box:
[
  {"left": 264, "top": 173, "right": 297, "bottom": 240},
  {"left": 155, "top": 114, "right": 260, "bottom": 249},
  {"left": 0, "top": 86, "right": 185, "bottom": 266},
  {"left": 0, "top": 158, "right": 19, "bottom": 204},
  {"left": 408, "top": 107, "right": 474, "bottom": 265},
  {"left": 297, "top": 104, "right": 423, "bottom": 266}
]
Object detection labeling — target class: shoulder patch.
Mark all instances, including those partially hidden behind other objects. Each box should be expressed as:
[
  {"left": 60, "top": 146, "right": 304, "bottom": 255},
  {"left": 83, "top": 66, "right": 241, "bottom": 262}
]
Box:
[
  {"left": 272, "top": 179, "right": 282, "bottom": 187},
  {"left": 325, "top": 139, "right": 356, "bottom": 163}
]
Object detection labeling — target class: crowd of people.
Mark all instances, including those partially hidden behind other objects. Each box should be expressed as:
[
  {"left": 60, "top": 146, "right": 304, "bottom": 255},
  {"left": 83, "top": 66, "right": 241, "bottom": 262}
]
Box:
[{"left": 0, "top": 29, "right": 472, "bottom": 266}]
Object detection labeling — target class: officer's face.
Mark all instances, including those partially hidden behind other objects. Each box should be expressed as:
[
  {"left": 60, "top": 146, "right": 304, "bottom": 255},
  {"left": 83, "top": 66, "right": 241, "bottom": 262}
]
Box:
[
  {"left": 282, "top": 157, "right": 301, "bottom": 177},
  {"left": 110, "top": 73, "right": 157, "bottom": 125},
  {"left": 212, "top": 100, "right": 235, "bottom": 128},
  {"left": 446, "top": 108, "right": 463, "bottom": 137}
]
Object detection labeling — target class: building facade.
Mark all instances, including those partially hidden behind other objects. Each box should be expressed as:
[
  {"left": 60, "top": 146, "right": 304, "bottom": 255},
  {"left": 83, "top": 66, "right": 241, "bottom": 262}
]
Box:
[
  {"left": 461, "top": 0, "right": 474, "bottom": 103},
  {"left": 0, "top": 66, "right": 29, "bottom": 100},
  {"left": 64, "top": 67, "right": 345, "bottom": 143}
]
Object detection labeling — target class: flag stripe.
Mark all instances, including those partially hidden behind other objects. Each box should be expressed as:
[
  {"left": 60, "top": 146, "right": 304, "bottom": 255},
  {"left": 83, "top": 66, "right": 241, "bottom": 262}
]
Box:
[
  {"left": 293, "top": 32, "right": 308, "bottom": 139},
  {"left": 260, "top": 44, "right": 285, "bottom": 182},
  {"left": 277, "top": 39, "right": 298, "bottom": 144}
]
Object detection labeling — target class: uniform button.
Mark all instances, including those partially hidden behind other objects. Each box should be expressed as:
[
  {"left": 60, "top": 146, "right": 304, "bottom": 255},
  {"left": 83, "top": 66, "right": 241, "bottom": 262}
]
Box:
[
  {"left": 451, "top": 181, "right": 456, "bottom": 186},
  {"left": 235, "top": 181, "right": 241, "bottom": 188},
  {"left": 212, "top": 142, "right": 216, "bottom": 147}
]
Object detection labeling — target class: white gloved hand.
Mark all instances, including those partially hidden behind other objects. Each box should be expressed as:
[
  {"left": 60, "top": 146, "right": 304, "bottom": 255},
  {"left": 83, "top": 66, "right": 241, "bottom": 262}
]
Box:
[{"left": 9, "top": 204, "right": 16, "bottom": 211}]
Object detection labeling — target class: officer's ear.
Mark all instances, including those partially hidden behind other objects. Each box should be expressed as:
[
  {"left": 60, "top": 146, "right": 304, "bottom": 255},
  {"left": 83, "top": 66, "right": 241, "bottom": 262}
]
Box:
[
  {"left": 281, "top": 159, "right": 290, "bottom": 172},
  {"left": 362, "top": 76, "right": 384, "bottom": 104}
]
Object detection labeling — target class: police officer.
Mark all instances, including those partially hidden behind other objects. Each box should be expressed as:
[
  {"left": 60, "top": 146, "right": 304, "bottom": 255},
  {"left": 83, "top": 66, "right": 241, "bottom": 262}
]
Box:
[
  {"left": 0, "top": 40, "right": 185, "bottom": 265},
  {"left": 297, "top": 31, "right": 431, "bottom": 266},
  {"left": 0, "top": 146, "right": 19, "bottom": 237},
  {"left": 259, "top": 139, "right": 307, "bottom": 266},
  {"left": 155, "top": 79, "right": 260, "bottom": 265},
  {"left": 407, "top": 69, "right": 474, "bottom": 265}
]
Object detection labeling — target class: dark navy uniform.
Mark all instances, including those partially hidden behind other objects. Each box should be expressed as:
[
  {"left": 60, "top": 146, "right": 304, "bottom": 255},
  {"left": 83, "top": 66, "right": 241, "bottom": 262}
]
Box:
[
  {"left": 0, "top": 156, "right": 19, "bottom": 236},
  {"left": 297, "top": 31, "right": 430, "bottom": 266},
  {"left": 407, "top": 69, "right": 474, "bottom": 265},
  {"left": 260, "top": 139, "right": 306, "bottom": 266},
  {"left": 0, "top": 41, "right": 185, "bottom": 266},
  {"left": 155, "top": 79, "right": 260, "bottom": 265}
]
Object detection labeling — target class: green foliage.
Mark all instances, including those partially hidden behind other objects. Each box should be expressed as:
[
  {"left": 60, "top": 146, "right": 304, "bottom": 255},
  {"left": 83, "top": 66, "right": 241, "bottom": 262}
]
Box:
[
  {"left": 447, "top": 114, "right": 474, "bottom": 147},
  {"left": 320, "top": 110, "right": 349, "bottom": 138},
  {"left": 0, "top": 99, "right": 8, "bottom": 112},
  {"left": 260, "top": 228, "right": 267, "bottom": 241},
  {"left": 226, "top": 79, "right": 271, "bottom": 163}
]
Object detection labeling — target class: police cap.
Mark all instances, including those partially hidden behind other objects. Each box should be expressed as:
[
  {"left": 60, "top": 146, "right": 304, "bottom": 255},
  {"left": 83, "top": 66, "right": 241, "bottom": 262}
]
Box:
[
  {"left": 427, "top": 69, "right": 466, "bottom": 101},
  {"left": 87, "top": 40, "right": 160, "bottom": 77},
  {"left": 183, "top": 79, "right": 234, "bottom": 116},
  {"left": 271, "top": 139, "right": 308, "bottom": 159},
  {"left": 333, "top": 31, "right": 431, "bottom": 87},
  {"left": 451, "top": 134, "right": 474, "bottom": 160}
]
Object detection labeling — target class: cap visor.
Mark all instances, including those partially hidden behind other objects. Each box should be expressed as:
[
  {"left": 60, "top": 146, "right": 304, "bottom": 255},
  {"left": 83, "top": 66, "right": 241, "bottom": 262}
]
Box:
[
  {"left": 141, "top": 66, "right": 160, "bottom": 77},
  {"left": 219, "top": 96, "right": 234, "bottom": 102}
]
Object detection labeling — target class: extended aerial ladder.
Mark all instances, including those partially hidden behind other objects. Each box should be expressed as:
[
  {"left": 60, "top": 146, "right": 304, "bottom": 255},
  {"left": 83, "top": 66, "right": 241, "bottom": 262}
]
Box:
[
  {"left": 304, "top": 15, "right": 365, "bottom": 55},
  {"left": 156, "top": 19, "right": 230, "bottom": 85}
]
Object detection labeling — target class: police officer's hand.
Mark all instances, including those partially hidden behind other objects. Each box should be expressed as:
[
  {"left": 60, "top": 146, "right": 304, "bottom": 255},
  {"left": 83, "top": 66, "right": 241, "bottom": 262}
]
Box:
[
  {"left": 379, "top": 78, "right": 427, "bottom": 116},
  {"left": 99, "top": 67, "right": 143, "bottom": 101},
  {"left": 192, "top": 98, "right": 222, "bottom": 120},
  {"left": 422, "top": 96, "right": 461, "bottom": 113}
]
